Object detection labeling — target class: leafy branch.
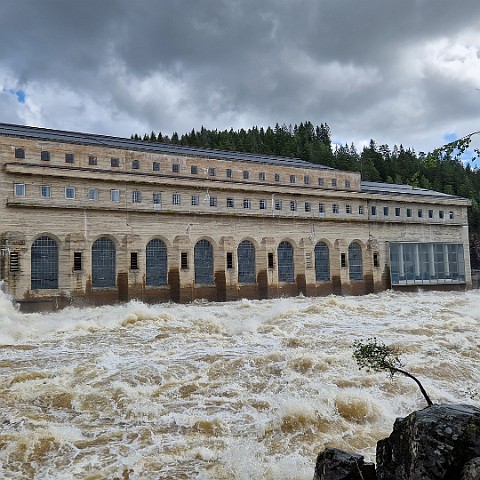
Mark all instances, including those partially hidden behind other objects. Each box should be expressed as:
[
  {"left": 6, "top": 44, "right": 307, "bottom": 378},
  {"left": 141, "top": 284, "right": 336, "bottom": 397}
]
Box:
[
  {"left": 352, "top": 337, "right": 433, "bottom": 407},
  {"left": 430, "top": 130, "right": 480, "bottom": 162}
]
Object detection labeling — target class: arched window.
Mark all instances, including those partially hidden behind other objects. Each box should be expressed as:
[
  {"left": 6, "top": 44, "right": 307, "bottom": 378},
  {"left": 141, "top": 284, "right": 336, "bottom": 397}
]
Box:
[
  {"left": 314, "top": 242, "right": 330, "bottom": 281},
  {"left": 146, "top": 239, "right": 168, "bottom": 286},
  {"left": 348, "top": 242, "right": 363, "bottom": 280},
  {"left": 31, "top": 236, "right": 58, "bottom": 289},
  {"left": 194, "top": 239, "right": 214, "bottom": 285},
  {"left": 278, "top": 241, "right": 294, "bottom": 282},
  {"left": 237, "top": 240, "right": 256, "bottom": 283},
  {"left": 92, "top": 237, "right": 116, "bottom": 287}
]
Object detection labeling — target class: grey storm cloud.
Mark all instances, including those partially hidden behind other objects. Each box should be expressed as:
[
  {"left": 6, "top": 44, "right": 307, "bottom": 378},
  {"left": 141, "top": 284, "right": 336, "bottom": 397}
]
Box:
[{"left": 1, "top": 0, "right": 480, "bottom": 153}]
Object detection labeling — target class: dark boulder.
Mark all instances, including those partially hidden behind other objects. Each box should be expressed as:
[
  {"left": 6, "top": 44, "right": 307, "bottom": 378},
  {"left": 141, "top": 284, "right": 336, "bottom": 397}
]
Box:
[
  {"left": 376, "top": 404, "right": 480, "bottom": 480},
  {"left": 313, "top": 447, "right": 376, "bottom": 480}
]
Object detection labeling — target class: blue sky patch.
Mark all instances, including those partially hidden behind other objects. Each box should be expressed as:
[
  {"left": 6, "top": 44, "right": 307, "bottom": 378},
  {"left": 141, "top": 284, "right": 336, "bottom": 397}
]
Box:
[{"left": 3, "top": 88, "right": 26, "bottom": 103}]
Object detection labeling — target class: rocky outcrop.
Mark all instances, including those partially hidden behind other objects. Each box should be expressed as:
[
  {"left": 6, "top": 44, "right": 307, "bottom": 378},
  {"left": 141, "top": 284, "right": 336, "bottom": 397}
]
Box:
[{"left": 313, "top": 404, "right": 480, "bottom": 480}]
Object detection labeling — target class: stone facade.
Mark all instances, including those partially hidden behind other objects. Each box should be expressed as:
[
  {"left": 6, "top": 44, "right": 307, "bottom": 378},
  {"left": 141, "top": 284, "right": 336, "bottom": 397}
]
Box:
[{"left": 0, "top": 123, "right": 472, "bottom": 311}]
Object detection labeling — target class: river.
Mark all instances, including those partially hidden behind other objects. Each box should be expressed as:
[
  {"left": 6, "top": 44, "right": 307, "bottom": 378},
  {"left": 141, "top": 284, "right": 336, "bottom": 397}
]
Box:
[{"left": 0, "top": 288, "right": 479, "bottom": 479}]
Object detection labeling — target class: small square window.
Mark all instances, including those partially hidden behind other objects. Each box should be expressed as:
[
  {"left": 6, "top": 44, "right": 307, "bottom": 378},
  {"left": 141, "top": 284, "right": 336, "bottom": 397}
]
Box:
[
  {"left": 428, "top": 209, "right": 434, "bottom": 219},
  {"left": 191, "top": 165, "right": 198, "bottom": 174},
  {"left": 439, "top": 210, "right": 444, "bottom": 219},
  {"left": 89, "top": 155, "right": 97, "bottom": 166},
  {"left": 407, "top": 208, "right": 413, "bottom": 218},
  {"left": 331, "top": 178, "right": 337, "bottom": 187},
  {"left": 65, "top": 186, "right": 75, "bottom": 200},
  {"left": 153, "top": 161, "right": 160, "bottom": 171},
  {"left": 227, "top": 198, "right": 234, "bottom": 208},
  {"left": 359, "top": 206, "right": 364, "bottom": 215},
  {"left": 15, "top": 147, "right": 25, "bottom": 159},
  {"left": 172, "top": 163, "right": 180, "bottom": 173},
  {"left": 259, "top": 199, "right": 266, "bottom": 210},
  {"left": 275, "top": 199, "right": 282, "bottom": 210},
  {"left": 111, "top": 158, "right": 120, "bottom": 167},
  {"left": 319, "top": 203, "right": 325, "bottom": 214},
  {"left": 305, "top": 202, "right": 311, "bottom": 212},
  {"left": 449, "top": 211, "right": 454, "bottom": 219},
  {"left": 383, "top": 206, "right": 389, "bottom": 216},
  {"left": 226, "top": 168, "right": 233, "bottom": 178},
  {"left": 88, "top": 188, "right": 98, "bottom": 201},
  {"left": 371, "top": 206, "right": 377, "bottom": 216},
  {"left": 345, "top": 180, "right": 351, "bottom": 188},
  {"left": 153, "top": 192, "right": 161, "bottom": 206},
  {"left": 290, "top": 175, "right": 296, "bottom": 183},
  {"left": 40, "top": 185, "right": 51, "bottom": 198},
  {"left": 132, "top": 191, "right": 141, "bottom": 203},
  {"left": 332, "top": 204, "right": 339, "bottom": 214},
  {"left": 65, "top": 153, "right": 74, "bottom": 164},
  {"left": 132, "top": 159, "right": 140, "bottom": 169},
  {"left": 243, "top": 198, "right": 251, "bottom": 209},
  {"left": 259, "top": 172, "right": 266, "bottom": 181},
  {"left": 395, "top": 207, "right": 401, "bottom": 217},
  {"left": 243, "top": 170, "right": 250, "bottom": 180},
  {"left": 209, "top": 196, "right": 217, "bottom": 207},
  {"left": 14, "top": 183, "right": 25, "bottom": 197},
  {"left": 274, "top": 173, "right": 280, "bottom": 182},
  {"left": 173, "top": 193, "right": 181, "bottom": 205},
  {"left": 346, "top": 204, "right": 352, "bottom": 214},
  {"left": 208, "top": 167, "right": 216, "bottom": 176},
  {"left": 304, "top": 175, "right": 310, "bottom": 185},
  {"left": 111, "top": 189, "right": 120, "bottom": 202},
  {"left": 191, "top": 194, "right": 199, "bottom": 206},
  {"left": 41, "top": 151, "right": 50, "bottom": 161},
  {"left": 418, "top": 208, "right": 423, "bottom": 218},
  {"left": 318, "top": 178, "right": 324, "bottom": 186},
  {"left": 290, "top": 201, "right": 297, "bottom": 211}
]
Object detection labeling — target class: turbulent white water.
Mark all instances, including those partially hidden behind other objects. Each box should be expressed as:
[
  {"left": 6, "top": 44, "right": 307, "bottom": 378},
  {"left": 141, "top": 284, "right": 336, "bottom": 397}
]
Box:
[{"left": 0, "top": 288, "right": 479, "bottom": 479}]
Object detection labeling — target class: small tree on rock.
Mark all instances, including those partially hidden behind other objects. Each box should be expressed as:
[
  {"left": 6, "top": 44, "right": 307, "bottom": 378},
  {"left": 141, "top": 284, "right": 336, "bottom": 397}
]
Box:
[{"left": 352, "top": 337, "right": 433, "bottom": 407}]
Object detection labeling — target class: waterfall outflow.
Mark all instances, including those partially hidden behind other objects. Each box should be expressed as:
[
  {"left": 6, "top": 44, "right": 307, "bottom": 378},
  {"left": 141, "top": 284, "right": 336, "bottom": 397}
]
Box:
[{"left": 0, "top": 290, "right": 479, "bottom": 479}]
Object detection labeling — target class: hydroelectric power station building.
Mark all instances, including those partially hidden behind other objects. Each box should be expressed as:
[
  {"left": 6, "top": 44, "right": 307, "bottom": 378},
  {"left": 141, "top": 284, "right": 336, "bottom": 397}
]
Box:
[{"left": 0, "top": 123, "right": 472, "bottom": 311}]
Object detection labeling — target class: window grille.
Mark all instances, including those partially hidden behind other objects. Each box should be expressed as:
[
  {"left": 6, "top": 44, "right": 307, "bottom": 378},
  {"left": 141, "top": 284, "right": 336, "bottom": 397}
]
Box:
[
  {"left": 259, "top": 199, "right": 266, "bottom": 210},
  {"left": 172, "top": 193, "right": 180, "bottom": 205},
  {"left": 172, "top": 163, "right": 180, "bottom": 173},
  {"left": 41, "top": 151, "right": 50, "bottom": 161},
  {"left": 130, "top": 252, "right": 139, "bottom": 270},
  {"left": 278, "top": 241, "right": 294, "bottom": 282},
  {"left": 290, "top": 201, "right": 297, "bottom": 212},
  {"left": 243, "top": 170, "right": 249, "bottom": 180},
  {"left": 243, "top": 198, "right": 251, "bottom": 209},
  {"left": 181, "top": 252, "right": 188, "bottom": 270},
  {"left": 315, "top": 242, "right": 330, "bottom": 281},
  {"left": 346, "top": 204, "right": 352, "bottom": 214},
  {"left": 237, "top": 240, "right": 256, "bottom": 283},
  {"left": 40, "top": 185, "right": 51, "bottom": 198},
  {"left": 65, "top": 187, "right": 75, "bottom": 199},
  {"left": 9, "top": 252, "right": 19, "bottom": 272},
  {"left": 31, "top": 236, "right": 58, "bottom": 289},
  {"left": 208, "top": 167, "right": 216, "bottom": 176},
  {"left": 15, "top": 147, "right": 25, "bottom": 159},
  {"left": 132, "top": 191, "right": 141, "bottom": 203},
  {"left": 65, "top": 153, "right": 74, "bottom": 163},
  {"left": 92, "top": 237, "right": 116, "bottom": 287},
  {"left": 194, "top": 240, "right": 214, "bottom": 285},
  {"left": 227, "top": 198, "right": 234, "bottom": 208},
  {"left": 73, "top": 252, "right": 82, "bottom": 271},
  {"left": 209, "top": 196, "right": 217, "bottom": 207},
  {"left": 332, "top": 204, "right": 339, "bottom": 214},
  {"left": 191, "top": 195, "right": 199, "bottom": 206},
  {"left": 348, "top": 242, "right": 363, "bottom": 280}
]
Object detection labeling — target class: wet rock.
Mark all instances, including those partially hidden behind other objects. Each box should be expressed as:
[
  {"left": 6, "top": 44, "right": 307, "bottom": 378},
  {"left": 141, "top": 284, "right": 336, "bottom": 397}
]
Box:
[
  {"left": 313, "top": 447, "right": 377, "bottom": 480},
  {"left": 376, "top": 404, "right": 480, "bottom": 480}
]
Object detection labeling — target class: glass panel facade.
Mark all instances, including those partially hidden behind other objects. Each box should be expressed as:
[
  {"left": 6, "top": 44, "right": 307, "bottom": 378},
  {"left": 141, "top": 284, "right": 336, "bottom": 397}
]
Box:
[
  {"left": 278, "top": 241, "right": 294, "bottom": 282},
  {"left": 348, "top": 242, "right": 363, "bottom": 280},
  {"left": 389, "top": 242, "right": 465, "bottom": 285},
  {"left": 31, "top": 236, "right": 58, "bottom": 290},
  {"left": 92, "top": 237, "right": 116, "bottom": 287},
  {"left": 146, "top": 239, "right": 168, "bottom": 286},
  {"left": 237, "top": 240, "right": 256, "bottom": 283},
  {"left": 314, "top": 242, "right": 330, "bottom": 281},
  {"left": 194, "top": 240, "right": 214, "bottom": 285}
]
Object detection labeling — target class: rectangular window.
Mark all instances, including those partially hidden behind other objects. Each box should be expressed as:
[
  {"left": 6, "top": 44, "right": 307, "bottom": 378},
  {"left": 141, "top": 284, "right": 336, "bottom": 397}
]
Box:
[
  {"left": 268, "top": 252, "right": 274, "bottom": 269},
  {"left": 341, "top": 253, "right": 347, "bottom": 268},
  {"left": 274, "top": 173, "right": 280, "bottom": 182},
  {"left": 14, "top": 183, "right": 25, "bottom": 197},
  {"left": 227, "top": 197, "right": 234, "bottom": 208},
  {"left": 110, "top": 189, "right": 120, "bottom": 202},
  {"left": 449, "top": 211, "right": 454, "bottom": 219},
  {"left": 226, "top": 252, "right": 233, "bottom": 269},
  {"left": 88, "top": 188, "right": 98, "bottom": 201},
  {"left": 345, "top": 180, "right": 351, "bottom": 188},
  {"left": 358, "top": 205, "right": 364, "bottom": 215},
  {"left": 259, "top": 199, "right": 266, "bottom": 210},
  {"left": 226, "top": 168, "right": 233, "bottom": 178},
  {"left": 181, "top": 252, "right": 188, "bottom": 270},
  {"left": 346, "top": 204, "right": 352, "bottom": 214},
  {"left": 132, "top": 191, "right": 141, "bottom": 203},
  {"left": 331, "top": 178, "right": 337, "bottom": 187},
  {"left": 130, "top": 252, "right": 139, "bottom": 270},
  {"left": 407, "top": 208, "right": 413, "bottom": 218},
  {"left": 65, "top": 153, "right": 74, "bottom": 164},
  {"left": 191, "top": 194, "right": 199, "bottom": 206},
  {"left": 172, "top": 163, "right": 180, "bottom": 173},
  {"left": 305, "top": 202, "right": 312, "bottom": 212},
  {"left": 89, "top": 155, "right": 97, "bottom": 166},
  {"left": 191, "top": 165, "right": 198, "bottom": 174},
  {"left": 395, "top": 207, "right": 401, "bottom": 217},
  {"left": 290, "top": 175, "right": 296, "bottom": 183},
  {"left": 439, "top": 210, "right": 444, "bottom": 219},
  {"left": 371, "top": 206, "right": 377, "bottom": 216},
  {"left": 208, "top": 167, "right": 216, "bottom": 176},
  {"left": 243, "top": 198, "right": 251, "bottom": 209},
  {"left": 275, "top": 199, "right": 282, "bottom": 210},
  {"left": 209, "top": 196, "right": 217, "bottom": 207},
  {"left": 383, "top": 206, "right": 389, "bottom": 216},
  {"left": 418, "top": 208, "right": 423, "bottom": 218},
  {"left": 318, "top": 178, "right": 324, "bottom": 186},
  {"left": 332, "top": 204, "right": 339, "bottom": 214},
  {"left": 290, "top": 201, "right": 297, "bottom": 212},
  {"left": 173, "top": 193, "right": 181, "bottom": 205},
  {"left": 10, "top": 252, "right": 20, "bottom": 272},
  {"left": 153, "top": 161, "right": 160, "bottom": 171},
  {"left": 41, "top": 151, "right": 50, "bottom": 161},
  {"left": 319, "top": 203, "right": 325, "bottom": 214},
  {"left": 153, "top": 192, "right": 161, "bottom": 208},
  {"left": 111, "top": 158, "right": 120, "bottom": 167},
  {"left": 304, "top": 175, "right": 310, "bottom": 185},
  {"left": 40, "top": 185, "right": 51, "bottom": 198},
  {"left": 15, "top": 147, "right": 25, "bottom": 159},
  {"left": 428, "top": 209, "right": 434, "bottom": 219},
  {"left": 132, "top": 159, "right": 140, "bottom": 169},
  {"left": 259, "top": 172, "right": 266, "bottom": 181},
  {"left": 243, "top": 170, "right": 250, "bottom": 180},
  {"left": 373, "top": 252, "right": 379, "bottom": 268},
  {"left": 73, "top": 252, "right": 82, "bottom": 271}
]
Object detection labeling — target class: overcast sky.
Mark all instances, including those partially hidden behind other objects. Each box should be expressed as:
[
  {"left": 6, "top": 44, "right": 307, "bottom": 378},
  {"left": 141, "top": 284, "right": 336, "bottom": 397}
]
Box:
[{"left": 1, "top": 0, "right": 480, "bottom": 155}]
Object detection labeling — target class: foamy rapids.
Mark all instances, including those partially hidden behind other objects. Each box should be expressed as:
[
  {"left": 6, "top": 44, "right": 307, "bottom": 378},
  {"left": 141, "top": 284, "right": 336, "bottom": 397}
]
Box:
[{"left": 0, "top": 286, "right": 479, "bottom": 479}]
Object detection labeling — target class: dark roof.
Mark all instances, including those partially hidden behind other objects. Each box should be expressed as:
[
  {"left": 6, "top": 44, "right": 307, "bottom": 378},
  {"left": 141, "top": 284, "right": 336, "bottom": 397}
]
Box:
[{"left": 0, "top": 122, "right": 336, "bottom": 171}]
